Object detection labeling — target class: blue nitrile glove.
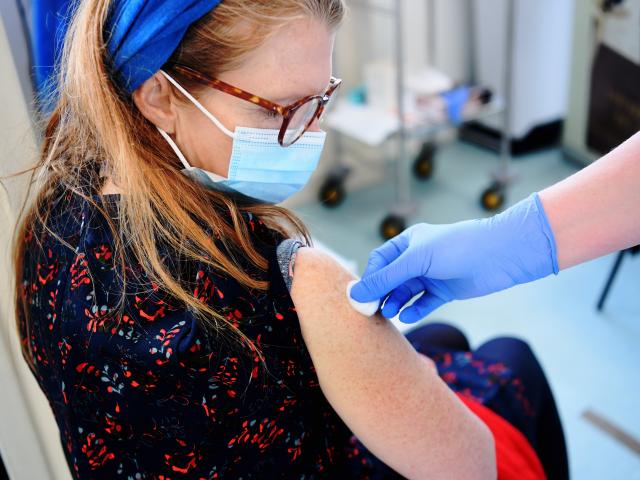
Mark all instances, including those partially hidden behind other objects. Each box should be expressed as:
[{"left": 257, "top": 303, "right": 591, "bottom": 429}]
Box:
[
  {"left": 441, "top": 86, "right": 471, "bottom": 125},
  {"left": 350, "top": 193, "right": 559, "bottom": 323}
]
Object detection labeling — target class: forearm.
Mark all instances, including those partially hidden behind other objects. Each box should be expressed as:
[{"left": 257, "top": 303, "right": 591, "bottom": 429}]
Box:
[{"left": 539, "top": 131, "right": 640, "bottom": 270}]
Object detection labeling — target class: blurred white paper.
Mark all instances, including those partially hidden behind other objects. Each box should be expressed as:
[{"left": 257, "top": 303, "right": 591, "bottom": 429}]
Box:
[
  {"left": 325, "top": 101, "right": 399, "bottom": 146},
  {"left": 406, "top": 67, "right": 454, "bottom": 97}
]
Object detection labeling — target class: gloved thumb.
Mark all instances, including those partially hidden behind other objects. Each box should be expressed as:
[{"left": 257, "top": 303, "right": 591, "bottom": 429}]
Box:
[
  {"left": 349, "top": 275, "right": 387, "bottom": 303},
  {"left": 360, "top": 233, "right": 408, "bottom": 278},
  {"left": 350, "top": 250, "right": 421, "bottom": 303}
]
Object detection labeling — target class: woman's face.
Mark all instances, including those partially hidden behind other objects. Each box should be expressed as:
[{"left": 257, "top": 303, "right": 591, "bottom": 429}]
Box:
[{"left": 171, "top": 18, "right": 335, "bottom": 178}]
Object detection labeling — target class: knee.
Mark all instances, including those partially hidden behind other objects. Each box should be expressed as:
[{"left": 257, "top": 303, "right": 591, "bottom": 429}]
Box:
[
  {"left": 478, "top": 336, "right": 538, "bottom": 364},
  {"left": 404, "top": 322, "right": 469, "bottom": 351},
  {"left": 490, "top": 336, "right": 533, "bottom": 354},
  {"left": 406, "top": 322, "right": 463, "bottom": 338},
  {"left": 478, "top": 336, "right": 543, "bottom": 375}
]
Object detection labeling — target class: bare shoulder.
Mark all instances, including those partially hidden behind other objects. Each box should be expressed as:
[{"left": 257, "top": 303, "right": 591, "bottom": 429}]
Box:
[
  {"left": 291, "top": 246, "right": 352, "bottom": 283},
  {"left": 290, "top": 247, "right": 388, "bottom": 340},
  {"left": 289, "top": 246, "right": 404, "bottom": 383}
]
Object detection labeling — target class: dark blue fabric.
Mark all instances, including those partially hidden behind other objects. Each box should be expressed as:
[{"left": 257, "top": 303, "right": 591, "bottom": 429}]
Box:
[
  {"left": 30, "top": 0, "right": 221, "bottom": 100},
  {"left": 31, "top": 0, "right": 74, "bottom": 99}
]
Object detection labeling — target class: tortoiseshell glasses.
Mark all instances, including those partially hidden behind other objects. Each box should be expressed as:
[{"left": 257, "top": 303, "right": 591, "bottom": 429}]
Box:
[{"left": 171, "top": 64, "right": 342, "bottom": 147}]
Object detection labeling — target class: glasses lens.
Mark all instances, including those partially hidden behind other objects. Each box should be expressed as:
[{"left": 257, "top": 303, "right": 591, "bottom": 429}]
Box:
[
  {"left": 282, "top": 97, "right": 322, "bottom": 147},
  {"left": 319, "top": 93, "right": 337, "bottom": 122}
]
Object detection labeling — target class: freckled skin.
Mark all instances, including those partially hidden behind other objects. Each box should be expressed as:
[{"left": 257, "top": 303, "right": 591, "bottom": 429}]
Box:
[{"left": 291, "top": 247, "right": 496, "bottom": 479}]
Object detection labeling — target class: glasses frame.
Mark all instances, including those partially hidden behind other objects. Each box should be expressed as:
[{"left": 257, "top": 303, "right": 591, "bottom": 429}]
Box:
[{"left": 170, "top": 64, "right": 342, "bottom": 147}]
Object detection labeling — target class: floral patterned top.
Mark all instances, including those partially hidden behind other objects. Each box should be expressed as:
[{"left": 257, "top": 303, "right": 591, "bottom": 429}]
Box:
[{"left": 18, "top": 190, "right": 540, "bottom": 479}]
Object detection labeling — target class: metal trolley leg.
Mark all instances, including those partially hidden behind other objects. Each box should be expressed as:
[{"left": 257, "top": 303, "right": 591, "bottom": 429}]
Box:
[
  {"left": 380, "top": 0, "right": 418, "bottom": 240},
  {"left": 597, "top": 246, "right": 639, "bottom": 312}
]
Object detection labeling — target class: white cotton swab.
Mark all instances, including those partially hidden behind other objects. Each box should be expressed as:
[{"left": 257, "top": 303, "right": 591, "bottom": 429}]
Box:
[{"left": 346, "top": 279, "right": 381, "bottom": 317}]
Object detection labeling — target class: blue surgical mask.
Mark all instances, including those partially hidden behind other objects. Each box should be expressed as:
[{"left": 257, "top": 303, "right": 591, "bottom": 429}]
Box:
[{"left": 157, "top": 70, "right": 326, "bottom": 204}]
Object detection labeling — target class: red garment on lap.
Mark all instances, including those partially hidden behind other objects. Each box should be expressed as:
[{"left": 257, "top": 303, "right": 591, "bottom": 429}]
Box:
[{"left": 457, "top": 393, "right": 546, "bottom": 480}]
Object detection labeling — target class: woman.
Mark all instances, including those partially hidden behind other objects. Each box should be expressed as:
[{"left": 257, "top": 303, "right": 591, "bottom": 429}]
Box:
[{"left": 13, "top": 0, "right": 566, "bottom": 478}]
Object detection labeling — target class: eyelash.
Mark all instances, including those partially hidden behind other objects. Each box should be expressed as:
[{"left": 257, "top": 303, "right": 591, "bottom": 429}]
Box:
[{"left": 261, "top": 109, "right": 280, "bottom": 120}]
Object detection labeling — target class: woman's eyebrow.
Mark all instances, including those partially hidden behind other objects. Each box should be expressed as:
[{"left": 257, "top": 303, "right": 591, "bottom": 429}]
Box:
[
  {"left": 270, "top": 82, "right": 331, "bottom": 104},
  {"left": 271, "top": 92, "right": 316, "bottom": 104}
]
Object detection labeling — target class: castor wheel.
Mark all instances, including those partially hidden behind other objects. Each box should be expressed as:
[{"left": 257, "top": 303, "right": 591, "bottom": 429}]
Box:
[
  {"left": 319, "top": 176, "right": 346, "bottom": 208},
  {"left": 480, "top": 184, "right": 505, "bottom": 211},
  {"left": 380, "top": 214, "right": 406, "bottom": 240},
  {"left": 413, "top": 142, "right": 436, "bottom": 180}
]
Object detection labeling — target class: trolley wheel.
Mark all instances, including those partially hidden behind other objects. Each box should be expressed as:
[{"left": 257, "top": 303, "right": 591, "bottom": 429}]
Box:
[
  {"left": 413, "top": 142, "right": 436, "bottom": 180},
  {"left": 380, "top": 214, "right": 406, "bottom": 240},
  {"left": 319, "top": 176, "right": 346, "bottom": 208},
  {"left": 480, "top": 184, "right": 505, "bottom": 211}
]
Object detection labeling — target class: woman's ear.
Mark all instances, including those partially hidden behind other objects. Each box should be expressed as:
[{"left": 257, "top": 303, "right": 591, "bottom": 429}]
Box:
[{"left": 132, "top": 72, "right": 177, "bottom": 133}]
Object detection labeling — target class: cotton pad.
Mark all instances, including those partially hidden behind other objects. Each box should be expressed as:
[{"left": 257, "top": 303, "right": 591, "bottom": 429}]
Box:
[{"left": 346, "top": 280, "right": 381, "bottom": 317}]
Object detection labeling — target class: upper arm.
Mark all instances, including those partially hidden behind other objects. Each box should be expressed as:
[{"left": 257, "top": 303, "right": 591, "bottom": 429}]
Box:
[{"left": 290, "top": 247, "right": 496, "bottom": 480}]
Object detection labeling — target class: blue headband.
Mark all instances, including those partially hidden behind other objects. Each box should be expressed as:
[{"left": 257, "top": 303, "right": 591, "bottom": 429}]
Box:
[{"left": 105, "top": 0, "right": 223, "bottom": 93}]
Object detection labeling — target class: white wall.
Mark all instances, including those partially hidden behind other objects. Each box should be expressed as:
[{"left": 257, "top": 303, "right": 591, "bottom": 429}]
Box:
[
  {"left": 0, "top": 0, "right": 35, "bottom": 118},
  {"left": 337, "top": 0, "right": 470, "bottom": 89},
  {"left": 472, "top": 0, "right": 575, "bottom": 138}
]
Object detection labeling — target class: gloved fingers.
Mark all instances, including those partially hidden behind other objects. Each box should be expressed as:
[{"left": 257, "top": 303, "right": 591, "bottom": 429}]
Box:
[
  {"left": 351, "top": 236, "right": 407, "bottom": 302},
  {"left": 361, "top": 235, "right": 406, "bottom": 278},
  {"left": 380, "top": 278, "right": 428, "bottom": 319},
  {"left": 350, "top": 249, "right": 423, "bottom": 303},
  {"left": 398, "top": 293, "right": 446, "bottom": 324}
]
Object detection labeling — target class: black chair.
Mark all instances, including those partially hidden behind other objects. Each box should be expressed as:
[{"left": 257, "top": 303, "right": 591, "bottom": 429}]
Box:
[{"left": 596, "top": 245, "right": 640, "bottom": 311}]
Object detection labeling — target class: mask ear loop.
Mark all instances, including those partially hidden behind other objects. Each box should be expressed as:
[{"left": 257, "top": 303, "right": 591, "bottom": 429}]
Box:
[
  {"left": 156, "top": 127, "right": 191, "bottom": 170},
  {"left": 159, "top": 70, "right": 235, "bottom": 139},
  {"left": 157, "top": 127, "right": 227, "bottom": 181}
]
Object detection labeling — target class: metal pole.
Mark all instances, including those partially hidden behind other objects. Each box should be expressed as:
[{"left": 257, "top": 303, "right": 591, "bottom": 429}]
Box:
[
  {"left": 500, "top": 0, "right": 516, "bottom": 172},
  {"left": 467, "top": 0, "right": 477, "bottom": 84},
  {"left": 427, "top": 0, "right": 436, "bottom": 67},
  {"left": 394, "top": 0, "right": 410, "bottom": 205},
  {"left": 332, "top": 30, "right": 345, "bottom": 171},
  {"left": 597, "top": 250, "right": 626, "bottom": 311}
]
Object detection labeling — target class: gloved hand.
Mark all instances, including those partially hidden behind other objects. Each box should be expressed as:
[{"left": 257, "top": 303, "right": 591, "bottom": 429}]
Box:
[{"left": 350, "top": 193, "right": 559, "bottom": 323}]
